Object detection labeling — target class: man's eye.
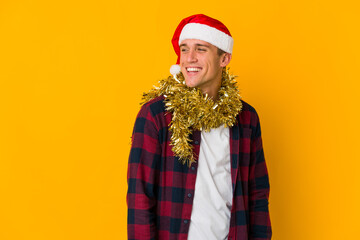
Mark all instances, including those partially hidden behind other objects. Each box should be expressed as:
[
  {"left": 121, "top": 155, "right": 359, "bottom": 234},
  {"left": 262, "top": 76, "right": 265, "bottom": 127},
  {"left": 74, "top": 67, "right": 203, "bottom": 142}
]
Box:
[
  {"left": 181, "top": 48, "right": 188, "bottom": 52},
  {"left": 198, "top": 48, "right": 206, "bottom": 52}
]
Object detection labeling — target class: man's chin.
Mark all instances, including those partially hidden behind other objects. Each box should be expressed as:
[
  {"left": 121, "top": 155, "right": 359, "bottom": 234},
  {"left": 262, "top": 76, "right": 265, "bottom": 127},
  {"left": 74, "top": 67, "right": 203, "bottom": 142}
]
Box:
[
  {"left": 184, "top": 79, "right": 197, "bottom": 88},
  {"left": 183, "top": 75, "right": 200, "bottom": 87}
]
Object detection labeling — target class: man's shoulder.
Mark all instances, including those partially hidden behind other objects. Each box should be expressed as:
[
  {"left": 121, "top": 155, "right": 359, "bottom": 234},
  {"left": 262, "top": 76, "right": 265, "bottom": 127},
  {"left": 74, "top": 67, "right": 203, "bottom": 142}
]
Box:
[
  {"left": 142, "top": 95, "right": 165, "bottom": 107},
  {"left": 240, "top": 99, "right": 258, "bottom": 114},
  {"left": 139, "top": 95, "right": 167, "bottom": 118},
  {"left": 238, "top": 99, "right": 262, "bottom": 127}
]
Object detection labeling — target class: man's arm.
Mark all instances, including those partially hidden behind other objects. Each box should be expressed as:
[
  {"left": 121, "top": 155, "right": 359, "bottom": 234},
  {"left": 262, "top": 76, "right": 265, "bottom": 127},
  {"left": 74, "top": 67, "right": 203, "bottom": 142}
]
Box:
[
  {"left": 127, "top": 103, "right": 160, "bottom": 240},
  {"left": 248, "top": 111, "right": 272, "bottom": 239}
]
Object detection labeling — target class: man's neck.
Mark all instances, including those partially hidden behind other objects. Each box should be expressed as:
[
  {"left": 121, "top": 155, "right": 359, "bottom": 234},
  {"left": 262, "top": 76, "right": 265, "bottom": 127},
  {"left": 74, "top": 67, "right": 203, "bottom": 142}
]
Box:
[
  {"left": 202, "top": 88, "right": 220, "bottom": 102},
  {"left": 201, "top": 78, "right": 222, "bottom": 102}
]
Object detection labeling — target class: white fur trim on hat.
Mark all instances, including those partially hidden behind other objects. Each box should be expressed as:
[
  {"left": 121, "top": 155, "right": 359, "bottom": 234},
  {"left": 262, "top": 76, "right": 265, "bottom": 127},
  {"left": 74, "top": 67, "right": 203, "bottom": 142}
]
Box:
[
  {"left": 179, "top": 23, "right": 233, "bottom": 53},
  {"left": 170, "top": 64, "right": 181, "bottom": 75}
]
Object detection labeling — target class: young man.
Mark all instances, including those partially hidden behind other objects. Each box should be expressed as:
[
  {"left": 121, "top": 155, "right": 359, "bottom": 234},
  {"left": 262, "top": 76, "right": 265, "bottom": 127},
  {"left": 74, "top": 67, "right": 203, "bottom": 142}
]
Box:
[{"left": 127, "top": 14, "right": 272, "bottom": 240}]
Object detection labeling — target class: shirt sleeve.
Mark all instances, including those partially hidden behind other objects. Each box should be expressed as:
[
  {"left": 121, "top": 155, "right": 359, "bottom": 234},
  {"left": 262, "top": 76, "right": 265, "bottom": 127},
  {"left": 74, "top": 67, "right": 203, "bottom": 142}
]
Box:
[
  {"left": 127, "top": 103, "right": 161, "bottom": 240},
  {"left": 248, "top": 111, "right": 272, "bottom": 239}
]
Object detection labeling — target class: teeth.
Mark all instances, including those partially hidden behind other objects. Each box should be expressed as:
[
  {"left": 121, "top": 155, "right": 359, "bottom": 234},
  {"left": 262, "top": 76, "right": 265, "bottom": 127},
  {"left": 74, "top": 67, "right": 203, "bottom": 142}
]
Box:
[{"left": 187, "top": 67, "right": 201, "bottom": 72}]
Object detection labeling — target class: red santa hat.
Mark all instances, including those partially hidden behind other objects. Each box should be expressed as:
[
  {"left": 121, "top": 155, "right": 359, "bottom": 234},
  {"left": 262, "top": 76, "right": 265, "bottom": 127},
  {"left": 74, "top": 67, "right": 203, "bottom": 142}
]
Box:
[{"left": 170, "top": 14, "right": 234, "bottom": 78}]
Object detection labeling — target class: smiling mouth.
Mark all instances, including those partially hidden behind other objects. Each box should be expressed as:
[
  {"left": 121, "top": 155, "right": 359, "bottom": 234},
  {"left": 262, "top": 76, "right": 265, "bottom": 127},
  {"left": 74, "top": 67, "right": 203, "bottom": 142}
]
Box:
[{"left": 186, "top": 67, "right": 202, "bottom": 73}]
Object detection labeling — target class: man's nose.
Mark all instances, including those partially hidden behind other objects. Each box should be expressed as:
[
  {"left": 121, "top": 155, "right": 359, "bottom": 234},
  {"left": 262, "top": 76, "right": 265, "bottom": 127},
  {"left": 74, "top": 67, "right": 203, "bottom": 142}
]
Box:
[{"left": 186, "top": 49, "right": 197, "bottom": 62}]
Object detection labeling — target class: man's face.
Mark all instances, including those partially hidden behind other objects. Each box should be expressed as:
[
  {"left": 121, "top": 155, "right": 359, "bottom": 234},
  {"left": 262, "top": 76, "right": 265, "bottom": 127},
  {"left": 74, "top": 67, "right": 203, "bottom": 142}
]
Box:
[{"left": 179, "top": 39, "right": 229, "bottom": 93}]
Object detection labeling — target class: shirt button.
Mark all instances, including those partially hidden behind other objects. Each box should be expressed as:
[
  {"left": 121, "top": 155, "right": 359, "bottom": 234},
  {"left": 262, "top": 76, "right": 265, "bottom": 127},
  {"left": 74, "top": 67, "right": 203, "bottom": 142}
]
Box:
[
  {"left": 191, "top": 166, "right": 195, "bottom": 171},
  {"left": 184, "top": 219, "right": 189, "bottom": 224},
  {"left": 194, "top": 140, "right": 199, "bottom": 145},
  {"left": 187, "top": 193, "right": 192, "bottom": 198}
]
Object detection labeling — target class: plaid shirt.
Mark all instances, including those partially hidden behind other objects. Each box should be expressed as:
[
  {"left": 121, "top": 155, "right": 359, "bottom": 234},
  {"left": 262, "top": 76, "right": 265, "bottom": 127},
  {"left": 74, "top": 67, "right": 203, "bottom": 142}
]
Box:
[{"left": 127, "top": 96, "right": 272, "bottom": 240}]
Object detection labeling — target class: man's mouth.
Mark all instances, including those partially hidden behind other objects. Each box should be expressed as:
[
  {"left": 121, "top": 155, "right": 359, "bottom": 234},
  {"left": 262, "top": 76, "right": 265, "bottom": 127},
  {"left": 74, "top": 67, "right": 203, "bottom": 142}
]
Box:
[{"left": 186, "top": 67, "right": 202, "bottom": 73}]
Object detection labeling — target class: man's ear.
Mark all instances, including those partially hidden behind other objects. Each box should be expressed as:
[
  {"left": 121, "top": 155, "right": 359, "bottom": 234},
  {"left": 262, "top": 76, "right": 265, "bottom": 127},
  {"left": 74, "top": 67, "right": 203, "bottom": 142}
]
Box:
[{"left": 220, "top": 53, "right": 232, "bottom": 67}]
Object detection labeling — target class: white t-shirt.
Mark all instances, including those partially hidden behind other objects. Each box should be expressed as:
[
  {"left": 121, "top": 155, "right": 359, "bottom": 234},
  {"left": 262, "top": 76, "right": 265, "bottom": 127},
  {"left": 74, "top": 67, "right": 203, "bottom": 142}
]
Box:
[{"left": 187, "top": 125, "right": 232, "bottom": 240}]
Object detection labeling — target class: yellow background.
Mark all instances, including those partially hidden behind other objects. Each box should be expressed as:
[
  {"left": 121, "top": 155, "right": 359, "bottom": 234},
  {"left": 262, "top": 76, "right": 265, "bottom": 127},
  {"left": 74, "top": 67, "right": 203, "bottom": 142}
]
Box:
[{"left": 1, "top": 0, "right": 359, "bottom": 239}]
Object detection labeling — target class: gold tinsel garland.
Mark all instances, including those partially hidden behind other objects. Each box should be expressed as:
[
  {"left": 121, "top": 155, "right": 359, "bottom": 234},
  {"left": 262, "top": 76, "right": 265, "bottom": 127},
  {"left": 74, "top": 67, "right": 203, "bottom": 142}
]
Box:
[{"left": 141, "top": 68, "right": 243, "bottom": 166}]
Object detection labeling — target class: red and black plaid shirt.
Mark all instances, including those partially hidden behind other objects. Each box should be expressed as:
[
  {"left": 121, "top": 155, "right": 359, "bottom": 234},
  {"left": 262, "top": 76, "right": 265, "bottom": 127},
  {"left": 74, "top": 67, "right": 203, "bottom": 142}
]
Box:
[{"left": 127, "top": 96, "right": 272, "bottom": 240}]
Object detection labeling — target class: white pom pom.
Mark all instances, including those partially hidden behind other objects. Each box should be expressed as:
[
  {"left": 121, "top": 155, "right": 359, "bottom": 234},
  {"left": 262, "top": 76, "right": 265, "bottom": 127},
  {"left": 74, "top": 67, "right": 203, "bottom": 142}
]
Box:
[{"left": 170, "top": 64, "right": 181, "bottom": 75}]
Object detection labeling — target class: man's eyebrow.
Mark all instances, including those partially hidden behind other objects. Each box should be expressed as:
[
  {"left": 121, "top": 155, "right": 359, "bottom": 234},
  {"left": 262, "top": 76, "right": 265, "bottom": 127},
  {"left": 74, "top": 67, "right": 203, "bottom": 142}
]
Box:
[
  {"left": 195, "top": 44, "right": 210, "bottom": 48},
  {"left": 179, "top": 43, "right": 210, "bottom": 48}
]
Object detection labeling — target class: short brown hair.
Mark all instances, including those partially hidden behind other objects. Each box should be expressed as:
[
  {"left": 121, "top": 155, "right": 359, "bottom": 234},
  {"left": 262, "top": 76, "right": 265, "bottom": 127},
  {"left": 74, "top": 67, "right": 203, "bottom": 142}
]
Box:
[{"left": 217, "top": 48, "right": 226, "bottom": 56}]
